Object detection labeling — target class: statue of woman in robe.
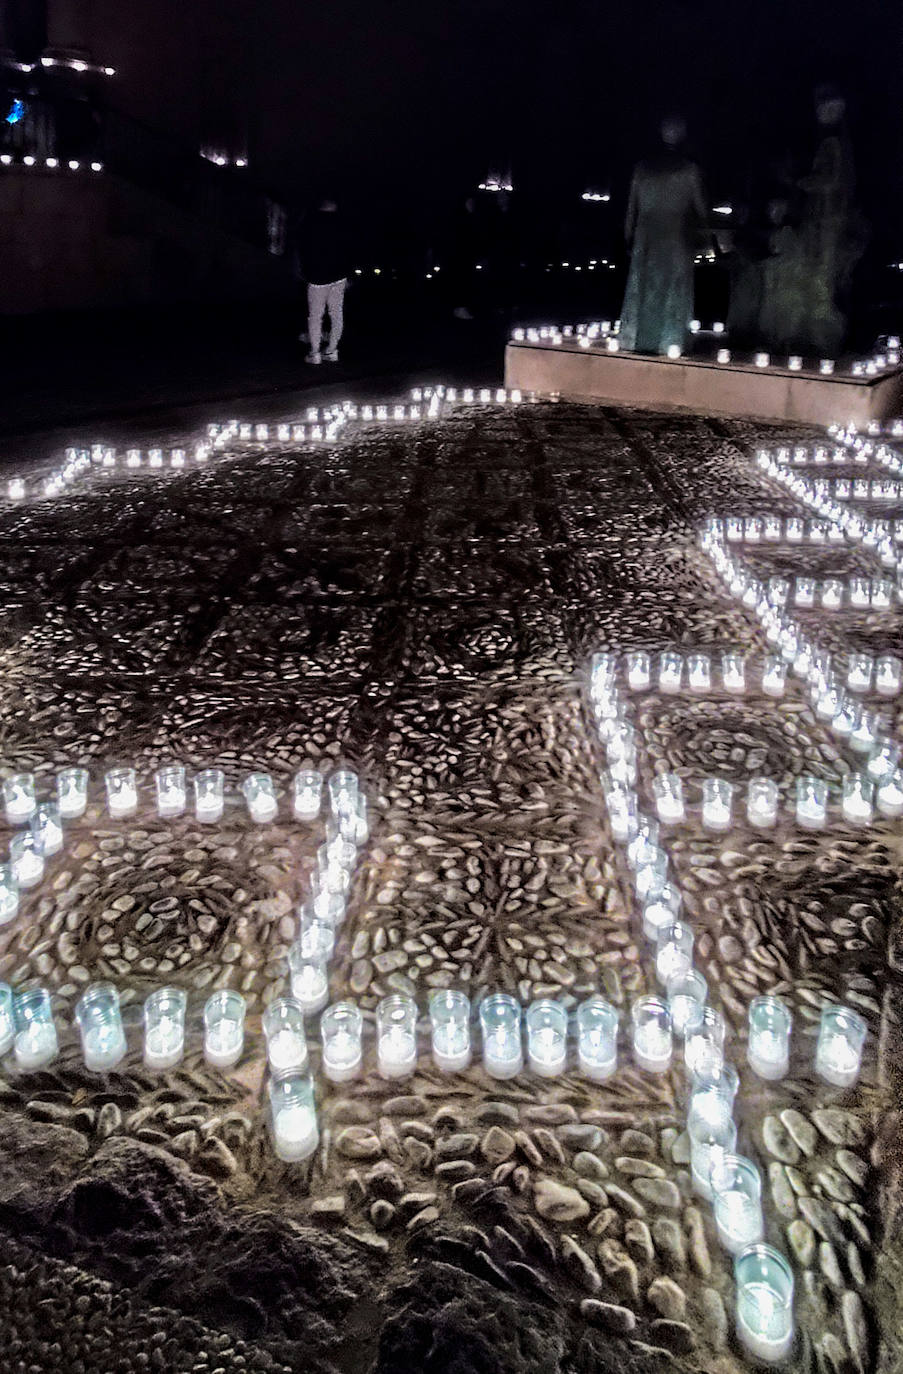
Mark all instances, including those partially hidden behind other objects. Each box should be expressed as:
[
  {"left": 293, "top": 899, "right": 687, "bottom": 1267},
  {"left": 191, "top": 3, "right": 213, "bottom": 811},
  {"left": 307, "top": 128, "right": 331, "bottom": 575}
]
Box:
[{"left": 619, "top": 117, "right": 709, "bottom": 355}]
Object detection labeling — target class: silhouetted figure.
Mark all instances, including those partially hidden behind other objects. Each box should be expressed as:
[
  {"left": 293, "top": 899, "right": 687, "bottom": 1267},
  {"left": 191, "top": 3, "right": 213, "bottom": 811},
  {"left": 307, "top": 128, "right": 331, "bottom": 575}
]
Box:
[
  {"left": 298, "top": 197, "right": 353, "bottom": 365},
  {"left": 620, "top": 116, "right": 708, "bottom": 355},
  {"left": 718, "top": 204, "right": 767, "bottom": 349},
  {"left": 447, "top": 196, "right": 483, "bottom": 320},
  {"left": 758, "top": 197, "right": 807, "bottom": 352}
]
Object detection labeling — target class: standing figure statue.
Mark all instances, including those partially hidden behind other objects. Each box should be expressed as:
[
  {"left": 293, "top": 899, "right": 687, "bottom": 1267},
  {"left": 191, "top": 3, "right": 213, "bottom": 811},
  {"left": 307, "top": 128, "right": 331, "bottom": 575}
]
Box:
[{"left": 619, "top": 116, "right": 708, "bottom": 355}]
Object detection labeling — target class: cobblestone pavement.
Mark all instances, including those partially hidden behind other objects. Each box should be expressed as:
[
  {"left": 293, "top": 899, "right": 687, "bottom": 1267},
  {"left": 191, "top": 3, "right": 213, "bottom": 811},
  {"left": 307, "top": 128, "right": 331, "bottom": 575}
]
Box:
[{"left": 0, "top": 400, "right": 899, "bottom": 1374}]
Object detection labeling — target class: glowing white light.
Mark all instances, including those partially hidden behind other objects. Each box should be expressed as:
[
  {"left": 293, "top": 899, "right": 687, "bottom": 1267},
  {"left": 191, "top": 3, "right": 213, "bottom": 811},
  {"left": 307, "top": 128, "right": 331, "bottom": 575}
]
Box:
[{"left": 667, "top": 344, "right": 682, "bottom": 359}]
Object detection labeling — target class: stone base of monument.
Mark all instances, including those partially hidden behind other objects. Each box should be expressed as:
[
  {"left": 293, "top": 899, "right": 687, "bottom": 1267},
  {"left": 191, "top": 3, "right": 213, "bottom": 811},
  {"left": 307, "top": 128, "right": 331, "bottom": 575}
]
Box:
[{"left": 504, "top": 340, "right": 903, "bottom": 426}]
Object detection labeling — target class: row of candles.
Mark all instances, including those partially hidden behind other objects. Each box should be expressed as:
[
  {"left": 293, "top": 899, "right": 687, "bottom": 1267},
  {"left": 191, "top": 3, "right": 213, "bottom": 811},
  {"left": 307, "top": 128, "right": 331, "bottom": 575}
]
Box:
[
  {"left": 617, "top": 645, "right": 902, "bottom": 697},
  {"left": 0, "top": 765, "right": 368, "bottom": 918},
  {"left": 591, "top": 651, "right": 869, "bottom": 1363}
]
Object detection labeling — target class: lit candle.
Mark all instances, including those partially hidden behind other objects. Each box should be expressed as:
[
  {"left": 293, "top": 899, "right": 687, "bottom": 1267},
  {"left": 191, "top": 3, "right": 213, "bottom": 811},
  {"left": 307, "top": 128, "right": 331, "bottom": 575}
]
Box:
[
  {"left": 526, "top": 999, "right": 568, "bottom": 1076},
  {"left": 0, "top": 864, "right": 18, "bottom": 924},
  {"left": 847, "top": 653, "right": 874, "bottom": 693},
  {"left": 877, "top": 768, "right": 903, "bottom": 817},
  {"left": 642, "top": 883, "right": 682, "bottom": 940},
  {"left": 666, "top": 969, "right": 707, "bottom": 1037},
  {"left": 761, "top": 656, "right": 787, "bottom": 697},
  {"left": 480, "top": 993, "right": 523, "bottom": 1078},
  {"left": 30, "top": 803, "right": 63, "bottom": 857},
  {"left": 876, "top": 655, "right": 902, "bottom": 696},
  {"left": 105, "top": 767, "right": 138, "bottom": 819},
  {"left": 13, "top": 987, "right": 58, "bottom": 1069},
  {"left": 429, "top": 990, "right": 471, "bottom": 1072},
  {"left": 702, "top": 778, "right": 733, "bottom": 831},
  {"left": 658, "top": 651, "right": 683, "bottom": 693},
  {"left": 320, "top": 1001, "right": 363, "bottom": 1082},
  {"left": 327, "top": 769, "right": 359, "bottom": 818},
  {"left": 241, "top": 772, "right": 278, "bottom": 823},
  {"left": 685, "top": 1006, "right": 726, "bottom": 1077},
  {"left": 734, "top": 1244, "right": 795, "bottom": 1363},
  {"left": 3, "top": 773, "right": 36, "bottom": 824},
  {"left": 269, "top": 1072, "right": 319, "bottom": 1161},
  {"left": 842, "top": 773, "right": 873, "bottom": 825},
  {"left": 655, "top": 921, "right": 693, "bottom": 985},
  {"left": 143, "top": 988, "right": 187, "bottom": 1069},
  {"left": 717, "top": 348, "right": 731, "bottom": 363},
  {"left": 377, "top": 995, "right": 417, "bottom": 1079},
  {"left": 293, "top": 769, "right": 323, "bottom": 820},
  {"left": 625, "top": 650, "right": 651, "bottom": 691},
  {"left": 795, "top": 776, "right": 827, "bottom": 829},
  {"left": 57, "top": 767, "right": 88, "bottom": 819},
  {"left": 264, "top": 998, "right": 309, "bottom": 1072},
  {"left": 815, "top": 1005, "right": 866, "bottom": 1088},
  {"left": 9, "top": 833, "right": 44, "bottom": 889},
  {"left": 793, "top": 577, "right": 816, "bottom": 608},
  {"left": 653, "top": 772, "right": 685, "bottom": 824},
  {"left": 721, "top": 652, "right": 746, "bottom": 694},
  {"left": 631, "top": 995, "right": 672, "bottom": 1073},
  {"left": 193, "top": 769, "right": 225, "bottom": 823},
  {"left": 711, "top": 1155, "right": 764, "bottom": 1253},
  {"left": 747, "top": 995, "right": 791, "bottom": 1080},
  {"left": 0, "top": 983, "right": 13, "bottom": 1054},
  {"left": 155, "top": 765, "right": 187, "bottom": 818},
  {"left": 576, "top": 996, "right": 618, "bottom": 1080},
  {"left": 203, "top": 990, "right": 246, "bottom": 1069},
  {"left": 690, "top": 1114, "right": 737, "bottom": 1198},
  {"left": 75, "top": 983, "right": 127, "bottom": 1071},
  {"left": 746, "top": 779, "right": 778, "bottom": 828},
  {"left": 288, "top": 936, "right": 330, "bottom": 1015},
  {"left": 687, "top": 653, "right": 711, "bottom": 692}
]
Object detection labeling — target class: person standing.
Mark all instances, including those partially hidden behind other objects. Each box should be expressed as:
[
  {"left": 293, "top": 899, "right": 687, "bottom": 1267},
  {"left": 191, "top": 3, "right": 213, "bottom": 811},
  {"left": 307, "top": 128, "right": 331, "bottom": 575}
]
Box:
[
  {"left": 619, "top": 116, "right": 708, "bottom": 356},
  {"left": 298, "top": 197, "right": 353, "bottom": 365}
]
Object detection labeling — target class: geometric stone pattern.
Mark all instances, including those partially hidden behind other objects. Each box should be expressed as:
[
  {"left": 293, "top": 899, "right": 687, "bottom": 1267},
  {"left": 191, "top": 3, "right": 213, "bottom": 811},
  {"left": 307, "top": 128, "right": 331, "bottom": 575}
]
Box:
[{"left": 0, "top": 401, "right": 899, "bottom": 1374}]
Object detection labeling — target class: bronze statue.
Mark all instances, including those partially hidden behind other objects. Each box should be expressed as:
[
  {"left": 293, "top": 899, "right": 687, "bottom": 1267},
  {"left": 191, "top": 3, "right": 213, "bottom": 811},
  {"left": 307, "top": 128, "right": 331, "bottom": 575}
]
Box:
[{"left": 619, "top": 117, "right": 708, "bottom": 355}]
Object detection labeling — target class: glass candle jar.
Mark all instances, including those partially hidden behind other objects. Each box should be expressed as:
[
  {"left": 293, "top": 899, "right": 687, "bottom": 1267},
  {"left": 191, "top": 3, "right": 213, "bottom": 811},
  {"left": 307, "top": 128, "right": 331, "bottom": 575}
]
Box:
[
  {"left": 711, "top": 1155, "right": 764, "bottom": 1254},
  {"left": 0, "top": 982, "right": 13, "bottom": 1054},
  {"left": 321, "top": 1000, "right": 363, "bottom": 1082},
  {"left": 875, "top": 654, "right": 902, "bottom": 697},
  {"left": 868, "top": 742, "right": 900, "bottom": 782},
  {"left": 796, "top": 776, "right": 827, "bottom": 829},
  {"left": 842, "top": 773, "right": 874, "bottom": 825},
  {"left": 655, "top": 921, "right": 694, "bottom": 985},
  {"left": 194, "top": 768, "right": 225, "bottom": 823},
  {"left": 526, "top": 999, "right": 568, "bottom": 1077},
  {"left": 631, "top": 995, "right": 672, "bottom": 1073},
  {"left": 429, "top": 990, "right": 471, "bottom": 1072},
  {"left": 105, "top": 767, "right": 137, "bottom": 818},
  {"left": 0, "top": 864, "right": 19, "bottom": 925},
  {"left": 821, "top": 579, "right": 844, "bottom": 610},
  {"left": 155, "top": 765, "right": 186, "bottom": 818},
  {"left": 747, "top": 995, "right": 791, "bottom": 1080},
  {"left": 288, "top": 931, "right": 331, "bottom": 1015},
  {"left": 13, "top": 987, "right": 58, "bottom": 1068},
  {"left": 847, "top": 653, "right": 874, "bottom": 694},
  {"left": 604, "top": 778, "right": 638, "bottom": 844},
  {"left": 685, "top": 1006, "right": 726, "bottom": 1077},
  {"left": 290, "top": 769, "right": 321, "bottom": 818},
  {"left": 327, "top": 769, "right": 359, "bottom": 817},
  {"left": 815, "top": 1005, "right": 866, "bottom": 1088},
  {"left": 702, "top": 778, "right": 733, "bottom": 832},
  {"left": 576, "top": 996, "right": 618, "bottom": 1080},
  {"left": 264, "top": 998, "right": 309, "bottom": 1073},
  {"left": 747, "top": 779, "right": 778, "bottom": 828},
  {"left": 3, "top": 773, "right": 36, "bottom": 825},
  {"left": 376, "top": 994, "right": 418, "bottom": 1079},
  {"left": 241, "top": 772, "right": 278, "bottom": 823},
  {"left": 793, "top": 577, "right": 816, "bottom": 608},
  {"left": 634, "top": 848, "right": 669, "bottom": 902},
  {"left": 268, "top": 1071, "right": 319, "bottom": 1161},
  {"left": 642, "top": 882, "right": 682, "bottom": 940},
  {"left": 689, "top": 1061, "right": 739, "bottom": 1128},
  {"left": 658, "top": 651, "right": 683, "bottom": 693},
  {"left": 57, "top": 767, "right": 89, "bottom": 819},
  {"left": 721, "top": 652, "right": 746, "bottom": 694},
  {"left": 666, "top": 969, "right": 707, "bottom": 1038},
  {"left": 653, "top": 773, "right": 685, "bottom": 824},
  {"left": 877, "top": 768, "right": 903, "bottom": 817},
  {"left": 766, "top": 576, "right": 789, "bottom": 606},
  {"left": 850, "top": 577, "right": 870, "bottom": 609},
  {"left": 690, "top": 1113, "right": 737, "bottom": 1198},
  {"left": 734, "top": 1244, "right": 795, "bottom": 1363},
  {"left": 626, "top": 650, "right": 651, "bottom": 691},
  {"left": 338, "top": 793, "right": 369, "bottom": 845},
  {"left": 687, "top": 653, "right": 712, "bottom": 692},
  {"left": 761, "top": 656, "right": 787, "bottom": 697},
  {"left": 203, "top": 990, "right": 246, "bottom": 1069},
  {"left": 30, "top": 803, "right": 63, "bottom": 857},
  {"left": 480, "top": 992, "right": 523, "bottom": 1079},
  {"left": 310, "top": 882, "right": 347, "bottom": 925},
  {"left": 143, "top": 987, "right": 187, "bottom": 1069},
  {"left": 75, "top": 982, "right": 127, "bottom": 1071},
  {"left": 10, "top": 833, "right": 44, "bottom": 889}
]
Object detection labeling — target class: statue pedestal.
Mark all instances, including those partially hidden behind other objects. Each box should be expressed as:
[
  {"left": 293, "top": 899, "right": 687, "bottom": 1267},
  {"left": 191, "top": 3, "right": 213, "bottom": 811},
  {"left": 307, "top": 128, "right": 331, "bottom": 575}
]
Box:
[{"left": 504, "top": 340, "right": 903, "bottom": 428}]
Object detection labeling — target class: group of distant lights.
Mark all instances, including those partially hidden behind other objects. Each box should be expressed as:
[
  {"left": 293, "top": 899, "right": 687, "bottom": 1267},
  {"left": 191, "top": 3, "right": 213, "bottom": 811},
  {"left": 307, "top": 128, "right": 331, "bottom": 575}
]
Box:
[
  {"left": 4, "top": 55, "right": 115, "bottom": 77},
  {"left": 0, "top": 153, "right": 102, "bottom": 172},
  {"left": 200, "top": 150, "right": 248, "bottom": 169}
]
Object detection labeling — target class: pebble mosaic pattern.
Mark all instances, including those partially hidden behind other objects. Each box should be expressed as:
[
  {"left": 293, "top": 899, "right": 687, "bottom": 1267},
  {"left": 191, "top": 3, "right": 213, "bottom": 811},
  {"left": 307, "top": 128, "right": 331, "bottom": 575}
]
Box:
[{"left": 0, "top": 402, "right": 900, "bottom": 1374}]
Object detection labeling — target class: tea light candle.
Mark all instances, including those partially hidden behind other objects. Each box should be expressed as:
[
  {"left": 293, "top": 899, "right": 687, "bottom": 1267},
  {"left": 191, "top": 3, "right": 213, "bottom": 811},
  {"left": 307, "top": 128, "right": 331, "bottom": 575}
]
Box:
[
  {"left": 685, "top": 1006, "right": 726, "bottom": 1077},
  {"left": 320, "top": 1001, "right": 363, "bottom": 1082},
  {"left": 761, "top": 656, "right": 787, "bottom": 697},
  {"left": 764, "top": 516, "right": 783, "bottom": 542},
  {"left": 786, "top": 517, "right": 804, "bottom": 542},
  {"left": 13, "top": 988, "right": 58, "bottom": 1068},
  {"left": 328, "top": 769, "right": 359, "bottom": 817},
  {"left": 242, "top": 772, "right": 278, "bottom": 823},
  {"left": 794, "top": 577, "right": 816, "bottom": 608},
  {"left": 652, "top": 773, "right": 685, "bottom": 824},
  {"left": 193, "top": 769, "right": 225, "bottom": 823},
  {"left": 712, "top": 1156, "right": 764, "bottom": 1253},
  {"left": 576, "top": 996, "right": 618, "bottom": 1080},
  {"left": 155, "top": 765, "right": 186, "bottom": 818},
  {"left": 877, "top": 768, "right": 903, "bottom": 816},
  {"left": 795, "top": 776, "right": 828, "bottom": 829},
  {"left": 631, "top": 995, "right": 672, "bottom": 1073},
  {"left": 876, "top": 655, "right": 902, "bottom": 696},
  {"left": 268, "top": 1072, "right": 319, "bottom": 1161},
  {"left": 626, "top": 650, "right": 651, "bottom": 691},
  {"left": 687, "top": 653, "right": 711, "bottom": 692},
  {"left": 288, "top": 939, "right": 330, "bottom": 1015},
  {"left": 377, "top": 995, "right": 418, "bottom": 1079},
  {"left": 634, "top": 848, "right": 668, "bottom": 902},
  {"left": 717, "top": 348, "right": 731, "bottom": 364},
  {"left": 850, "top": 577, "right": 870, "bottom": 609},
  {"left": 203, "top": 990, "right": 246, "bottom": 1069},
  {"left": 690, "top": 1114, "right": 737, "bottom": 1198},
  {"left": 642, "top": 882, "right": 681, "bottom": 939},
  {"left": 293, "top": 769, "right": 323, "bottom": 820},
  {"left": 57, "top": 767, "right": 88, "bottom": 819},
  {"left": 666, "top": 969, "right": 707, "bottom": 1037},
  {"left": 526, "top": 999, "right": 568, "bottom": 1076},
  {"left": 264, "top": 998, "right": 309, "bottom": 1072},
  {"left": 747, "top": 779, "right": 778, "bottom": 828},
  {"left": 75, "top": 983, "right": 127, "bottom": 1071},
  {"left": 0, "top": 983, "right": 14, "bottom": 1054},
  {"left": 755, "top": 352, "right": 770, "bottom": 368},
  {"left": 3, "top": 773, "right": 36, "bottom": 824},
  {"left": 105, "top": 767, "right": 137, "bottom": 818},
  {"left": 429, "top": 990, "right": 471, "bottom": 1072},
  {"left": 0, "top": 864, "right": 18, "bottom": 924},
  {"left": 9, "top": 833, "right": 44, "bottom": 889},
  {"left": 721, "top": 653, "right": 745, "bottom": 694},
  {"left": 143, "top": 988, "right": 187, "bottom": 1069},
  {"left": 734, "top": 1244, "right": 795, "bottom": 1363},
  {"left": 30, "top": 803, "right": 63, "bottom": 857},
  {"left": 702, "top": 778, "right": 733, "bottom": 831},
  {"left": 815, "top": 1005, "right": 866, "bottom": 1087},
  {"left": 655, "top": 921, "right": 693, "bottom": 985},
  {"left": 747, "top": 995, "right": 791, "bottom": 1080},
  {"left": 842, "top": 773, "right": 874, "bottom": 825},
  {"left": 847, "top": 653, "right": 874, "bottom": 693},
  {"left": 658, "top": 651, "right": 683, "bottom": 693},
  {"left": 480, "top": 993, "right": 523, "bottom": 1078}
]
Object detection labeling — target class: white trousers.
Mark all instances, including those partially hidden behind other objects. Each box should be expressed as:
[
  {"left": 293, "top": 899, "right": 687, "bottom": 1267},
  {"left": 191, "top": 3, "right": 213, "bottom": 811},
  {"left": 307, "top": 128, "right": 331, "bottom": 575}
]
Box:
[{"left": 307, "top": 279, "right": 346, "bottom": 353}]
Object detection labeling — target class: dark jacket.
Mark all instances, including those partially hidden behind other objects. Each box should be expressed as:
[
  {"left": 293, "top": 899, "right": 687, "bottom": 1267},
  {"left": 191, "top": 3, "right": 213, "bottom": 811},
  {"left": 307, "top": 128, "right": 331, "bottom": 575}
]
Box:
[{"left": 298, "top": 209, "right": 353, "bottom": 285}]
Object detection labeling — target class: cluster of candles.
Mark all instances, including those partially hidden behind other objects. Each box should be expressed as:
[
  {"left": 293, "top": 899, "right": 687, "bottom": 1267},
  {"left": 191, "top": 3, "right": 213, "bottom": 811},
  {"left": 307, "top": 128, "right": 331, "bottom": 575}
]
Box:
[
  {"left": 5, "top": 443, "right": 214, "bottom": 503},
  {"left": 0, "top": 153, "right": 104, "bottom": 173}
]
